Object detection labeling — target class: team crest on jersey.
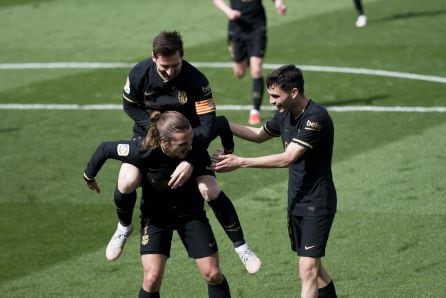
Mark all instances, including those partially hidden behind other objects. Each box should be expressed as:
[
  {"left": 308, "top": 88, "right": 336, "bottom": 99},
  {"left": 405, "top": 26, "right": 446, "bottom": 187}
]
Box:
[
  {"left": 141, "top": 235, "right": 149, "bottom": 245},
  {"left": 177, "top": 91, "right": 188, "bottom": 104},
  {"left": 117, "top": 144, "right": 130, "bottom": 156},
  {"left": 141, "top": 225, "right": 149, "bottom": 245}
]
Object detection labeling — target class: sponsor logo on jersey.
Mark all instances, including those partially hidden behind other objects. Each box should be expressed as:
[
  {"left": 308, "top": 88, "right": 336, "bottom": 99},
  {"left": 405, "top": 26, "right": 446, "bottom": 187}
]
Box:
[
  {"left": 177, "top": 90, "right": 188, "bottom": 104},
  {"left": 305, "top": 120, "right": 322, "bottom": 131},
  {"left": 117, "top": 144, "right": 130, "bottom": 156},
  {"left": 124, "top": 77, "right": 130, "bottom": 94},
  {"left": 202, "top": 85, "right": 212, "bottom": 95}
]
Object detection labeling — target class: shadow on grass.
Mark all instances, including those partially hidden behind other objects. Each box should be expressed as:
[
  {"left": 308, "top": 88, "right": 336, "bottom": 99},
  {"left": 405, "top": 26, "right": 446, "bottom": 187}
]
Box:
[
  {"left": 374, "top": 9, "right": 446, "bottom": 23},
  {"left": 321, "top": 94, "right": 389, "bottom": 106}
]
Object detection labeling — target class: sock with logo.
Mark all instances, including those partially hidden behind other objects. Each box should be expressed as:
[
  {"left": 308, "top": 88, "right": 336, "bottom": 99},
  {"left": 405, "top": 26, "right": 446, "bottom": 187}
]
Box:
[
  {"left": 138, "top": 288, "right": 160, "bottom": 298},
  {"left": 208, "top": 276, "right": 231, "bottom": 298},
  {"left": 318, "top": 280, "right": 337, "bottom": 298},
  {"left": 208, "top": 192, "right": 245, "bottom": 247},
  {"left": 252, "top": 77, "right": 264, "bottom": 110},
  {"left": 114, "top": 186, "right": 136, "bottom": 226}
]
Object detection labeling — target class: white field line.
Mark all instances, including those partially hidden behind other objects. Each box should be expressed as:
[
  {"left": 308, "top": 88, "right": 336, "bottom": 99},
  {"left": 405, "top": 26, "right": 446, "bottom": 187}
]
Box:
[
  {"left": 1, "top": 62, "right": 445, "bottom": 84},
  {"left": 0, "top": 103, "right": 445, "bottom": 112}
]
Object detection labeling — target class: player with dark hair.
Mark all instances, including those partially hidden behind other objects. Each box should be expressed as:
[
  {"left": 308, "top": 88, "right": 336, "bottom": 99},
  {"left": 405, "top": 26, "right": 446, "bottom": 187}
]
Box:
[
  {"left": 212, "top": 65, "right": 338, "bottom": 297},
  {"left": 84, "top": 111, "right": 231, "bottom": 298},
  {"left": 354, "top": 0, "right": 367, "bottom": 27},
  {"left": 108, "top": 30, "right": 261, "bottom": 274},
  {"left": 213, "top": 0, "right": 286, "bottom": 125}
]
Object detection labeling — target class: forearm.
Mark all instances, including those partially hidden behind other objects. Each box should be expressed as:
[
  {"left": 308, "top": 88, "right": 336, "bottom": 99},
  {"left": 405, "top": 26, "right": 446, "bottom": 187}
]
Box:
[
  {"left": 123, "top": 98, "right": 150, "bottom": 131},
  {"left": 213, "top": 0, "right": 232, "bottom": 16},
  {"left": 238, "top": 152, "right": 294, "bottom": 168},
  {"left": 230, "top": 123, "right": 268, "bottom": 143}
]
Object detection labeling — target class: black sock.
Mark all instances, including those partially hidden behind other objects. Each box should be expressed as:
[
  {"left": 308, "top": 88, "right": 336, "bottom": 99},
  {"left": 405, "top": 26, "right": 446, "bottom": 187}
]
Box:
[
  {"left": 208, "top": 192, "right": 245, "bottom": 247},
  {"left": 138, "top": 288, "right": 160, "bottom": 298},
  {"left": 208, "top": 276, "right": 231, "bottom": 298},
  {"left": 252, "top": 77, "right": 264, "bottom": 110},
  {"left": 114, "top": 186, "right": 136, "bottom": 226},
  {"left": 318, "top": 281, "right": 337, "bottom": 298},
  {"left": 353, "top": 0, "right": 364, "bottom": 14}
]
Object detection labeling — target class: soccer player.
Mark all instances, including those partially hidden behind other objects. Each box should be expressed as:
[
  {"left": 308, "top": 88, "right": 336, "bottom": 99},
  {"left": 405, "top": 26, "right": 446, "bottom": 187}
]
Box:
[
  {"left": 212, "top": 0, "right": 286, "bottom": 125},
  {"left": 354, "top": 0, "right": 367, "bottom": 27},
  {"left": 84, "top": 111, "right": 231, "bottom": 297},
  {"left": 109, "top": 30, "right": 261, "bottom": 274},
  {"left": 211, "top": 65, "right": 338, "bottom": 297}
]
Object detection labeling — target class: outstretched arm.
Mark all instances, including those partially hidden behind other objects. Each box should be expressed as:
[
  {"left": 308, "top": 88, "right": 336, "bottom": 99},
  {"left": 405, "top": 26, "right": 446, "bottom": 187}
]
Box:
[
  {"left": 211, "top": 141, "right": 306, "bottom": 172},
  {"left": 230, "top": 122, "right": 273, "bottom": 143}
]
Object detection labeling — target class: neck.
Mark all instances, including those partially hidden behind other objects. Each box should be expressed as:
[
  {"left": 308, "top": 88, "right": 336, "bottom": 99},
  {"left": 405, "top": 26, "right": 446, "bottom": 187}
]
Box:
[{"left": 292, "top": 97, "right": 309, "bottom": 118}]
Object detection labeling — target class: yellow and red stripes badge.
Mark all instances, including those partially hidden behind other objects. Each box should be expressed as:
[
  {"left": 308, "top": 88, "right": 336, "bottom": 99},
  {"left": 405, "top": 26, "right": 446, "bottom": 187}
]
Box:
[{"left": 195, "top": 99, "right": 216, "bottom": 115}]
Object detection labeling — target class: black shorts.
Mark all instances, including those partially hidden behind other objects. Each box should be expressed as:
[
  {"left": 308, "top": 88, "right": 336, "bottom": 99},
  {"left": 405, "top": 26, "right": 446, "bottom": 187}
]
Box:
[
  {"left": 140, "top": 216, "right": 218, "bottom": 259},
  {"left": 228, "top": 26, "right": 267, "bottom": 62},
  {"left": 288, "top": 214, "right": 335, "bottom": 258}
]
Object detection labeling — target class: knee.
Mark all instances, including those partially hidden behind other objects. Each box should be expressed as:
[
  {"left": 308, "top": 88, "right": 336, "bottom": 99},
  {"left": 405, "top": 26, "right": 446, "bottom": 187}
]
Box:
[
  {"left": 142, "top": 271, "right": 162, "bottom": 292},
  {"left": 233, "top": 64, "right": 246, "bottom": 79},
  {"left": 202, "top": 268, "right": 223, "bottom": 285},
  {"left": 197, "top": 177, "right": 221, "bottom": 201},
  {"left": 299, "top": 263, "right": 318, "bottom": 283},
  {"left": 200, "top": 187, "right": 221, "bottom": 201},
  {"left": 118, "top": 165, "right": 141, "bottom": 193}
]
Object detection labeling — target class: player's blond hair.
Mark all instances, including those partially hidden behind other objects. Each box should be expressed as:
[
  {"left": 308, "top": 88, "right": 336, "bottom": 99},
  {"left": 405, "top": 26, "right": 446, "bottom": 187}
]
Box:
[{"left": 143, "top": 111, "right": 191, "bottom": 149}]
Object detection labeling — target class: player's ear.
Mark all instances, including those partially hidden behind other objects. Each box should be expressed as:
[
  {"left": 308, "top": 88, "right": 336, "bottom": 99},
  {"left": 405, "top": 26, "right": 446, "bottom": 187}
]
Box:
[
  {"left": 151, "top": 51, "right": 156, "bottom": 62},
  {"left": 291, "top": 87, "right": 299, "bottom": 98}
]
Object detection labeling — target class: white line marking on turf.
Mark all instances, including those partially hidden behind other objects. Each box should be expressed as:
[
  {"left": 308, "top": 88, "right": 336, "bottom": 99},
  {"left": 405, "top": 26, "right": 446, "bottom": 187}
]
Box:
[
  {"left": 1, "top": 62, "right": 445, "bottom": 84},
  {"left": 0, "top": 104, "right": 445, "bottom": 112}
]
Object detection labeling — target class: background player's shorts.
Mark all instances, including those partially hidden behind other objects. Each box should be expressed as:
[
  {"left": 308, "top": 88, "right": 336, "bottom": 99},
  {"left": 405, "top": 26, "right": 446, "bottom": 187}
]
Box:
[
  {"left": 229, "top": 26, "right": 267, "bottom": 62},
  {"left": 140, "top": 217, "right": 218, "bottom": 259},
  {"left": 288, "top": 214, "right": 335, "bottom": 258}
]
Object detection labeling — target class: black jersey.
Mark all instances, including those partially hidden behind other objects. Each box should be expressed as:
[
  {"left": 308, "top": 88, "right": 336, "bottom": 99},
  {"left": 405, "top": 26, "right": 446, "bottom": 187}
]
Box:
[
  {"left": 122, "top": 59, "right": 216, "bottom": 165},
  {"left": 264, "top": 100, "right": 337, "bottom": 216},
  {"left": 84, "top": 139, "right": 208, "bottom": 221},
  {"left": 229, "top": 0, "right": 267, "bottom": 32}
]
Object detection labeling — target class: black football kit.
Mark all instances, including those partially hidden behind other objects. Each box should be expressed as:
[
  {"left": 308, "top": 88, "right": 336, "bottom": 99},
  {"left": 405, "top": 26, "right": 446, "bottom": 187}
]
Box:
[
  {"left": 264, "top": 99, "right": 337, "bottom": 257},
  {"left": 123, "top": 58, "right": 217, "bottom": 165},
  {"left": 227, "top": 0, "right": 267, "bottom": 62},
  {"left": 264, "top": 100, "right": 337, "bottom": 217},
  {"left": 84, "top": 139, "right": 220, "bottom": 259}
]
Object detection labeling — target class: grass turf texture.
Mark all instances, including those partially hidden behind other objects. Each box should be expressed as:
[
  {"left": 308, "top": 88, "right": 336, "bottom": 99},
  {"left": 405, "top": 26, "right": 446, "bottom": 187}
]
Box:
[{"left": 1, "top": 0, "right": 445, "bottom": 296}]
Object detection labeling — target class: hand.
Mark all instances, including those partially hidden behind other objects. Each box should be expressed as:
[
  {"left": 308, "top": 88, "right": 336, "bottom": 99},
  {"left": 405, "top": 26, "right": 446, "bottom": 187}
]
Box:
[
  {"left": 85, "top": 178, "right": 101, "bottom": 193},
  {"left": 210, "top": 153, "right": 241, "bottom": 173},
  {"left": 275, "top": 1, "right": 287, "bottom": 16},
  {"left": 168, "top": 161, "right": 193, "bottom": 189},
  {"left": 227, "top": 9, "right": 241, "bottom": 20}
]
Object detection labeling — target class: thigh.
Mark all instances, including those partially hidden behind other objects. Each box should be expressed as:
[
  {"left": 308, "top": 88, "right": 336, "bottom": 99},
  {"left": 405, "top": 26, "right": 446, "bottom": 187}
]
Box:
[
  {"left": 288, "top": 214, "right": 335, "bottom": 258},
  {"left": 177, "top": 218, "right": 218, "bottom": 259},
  {"left": 140, "top": 218, "right": 173, "bottom": 257}
]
